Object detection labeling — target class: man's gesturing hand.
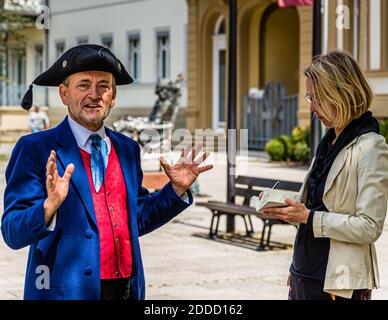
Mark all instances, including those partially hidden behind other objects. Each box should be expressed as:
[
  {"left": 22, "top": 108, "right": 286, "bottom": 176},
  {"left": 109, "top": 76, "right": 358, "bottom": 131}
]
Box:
[
  {"left": 43, "top": 150, "right": 75, "bottom": 226},
  {"left": 159, "top": 144, "right": 213, "bottom": 196}
]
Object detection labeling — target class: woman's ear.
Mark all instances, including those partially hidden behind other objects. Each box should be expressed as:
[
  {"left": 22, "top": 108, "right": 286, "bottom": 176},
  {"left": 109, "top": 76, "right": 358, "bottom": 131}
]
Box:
[{"left": 59, "top": 84, "right": 69, "bottom": 106}]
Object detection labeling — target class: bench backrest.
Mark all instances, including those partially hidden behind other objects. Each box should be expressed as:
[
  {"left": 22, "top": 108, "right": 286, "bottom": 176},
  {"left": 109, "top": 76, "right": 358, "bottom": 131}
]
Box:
[{"left": 234, "top": 175, "right": 302, "bottom": 205}]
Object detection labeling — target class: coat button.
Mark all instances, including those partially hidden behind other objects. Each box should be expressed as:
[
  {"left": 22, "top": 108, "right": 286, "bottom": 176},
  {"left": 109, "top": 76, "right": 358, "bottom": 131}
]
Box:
[
  {"left": 84, "top": 229, "right": 93, "bottom": 239},
  {"left": 84, "top": 267, "right": 92, "bottom": 276}
]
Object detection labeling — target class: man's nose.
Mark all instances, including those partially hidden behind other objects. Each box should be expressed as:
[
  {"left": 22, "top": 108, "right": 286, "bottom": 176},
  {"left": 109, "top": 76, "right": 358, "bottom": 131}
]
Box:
[{"left": 88, "top": 85, "right": 101, "bottom": 100}]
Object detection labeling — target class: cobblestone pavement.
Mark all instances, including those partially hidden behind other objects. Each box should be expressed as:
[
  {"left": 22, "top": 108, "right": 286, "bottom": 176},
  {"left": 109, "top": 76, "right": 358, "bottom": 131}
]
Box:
[{"left": 1, "top": 146, "right": 387, "bottom": 300}]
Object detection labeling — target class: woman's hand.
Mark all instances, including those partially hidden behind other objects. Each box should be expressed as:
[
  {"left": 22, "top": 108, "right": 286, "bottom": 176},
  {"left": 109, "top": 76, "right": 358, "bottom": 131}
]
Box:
[{"left": 261, "top": 197, "right": 310, "bottom": 224}]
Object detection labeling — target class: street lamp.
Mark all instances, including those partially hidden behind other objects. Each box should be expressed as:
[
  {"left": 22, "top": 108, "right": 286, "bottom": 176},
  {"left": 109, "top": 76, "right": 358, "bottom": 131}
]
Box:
[
  {"left": 226, "top": 0, "right": 237, "bottom": 233},
  {"left": 310, "top": 0, "right": 322, "bottom": 158}
]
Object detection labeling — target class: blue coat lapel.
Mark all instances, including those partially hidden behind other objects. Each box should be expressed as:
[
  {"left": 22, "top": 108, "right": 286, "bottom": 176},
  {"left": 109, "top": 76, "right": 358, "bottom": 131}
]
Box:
[{"left": 55, "top": 117, "right": 98, "bottom": 230}]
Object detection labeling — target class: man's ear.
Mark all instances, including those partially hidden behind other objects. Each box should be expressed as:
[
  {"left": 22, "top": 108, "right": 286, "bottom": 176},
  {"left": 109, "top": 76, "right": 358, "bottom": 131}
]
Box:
[
  {"left": 59, "top": 84, "right": 69, "bottom": 106},
  {"left": 110, "top": 97, "right": 116, "bottom": 109}
]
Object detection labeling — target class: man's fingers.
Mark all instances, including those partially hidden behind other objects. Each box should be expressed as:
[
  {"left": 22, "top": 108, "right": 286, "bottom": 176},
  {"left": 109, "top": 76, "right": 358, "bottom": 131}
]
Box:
[
  {"left": 46, "top": 174, "right": 54, "bottom": 193},
  {"left": 53, "top": 159, "right": 59, "bottom": 182},
  {"left": 180, "top": 144, "right": 191, "bottom": 159},
  {"left": 194, "top": 151, "right": 210, "bottom": 165},
  {"left": 63, "top": 164, "right": 75, "bottom": 181},
  {"left": 159, "top": 157, "right": 172, "bottom": 172},
  {"left": 198, "top": 164, "right": 213, "bottom": 174},
  {"left": 191, "top": 143, "right": 203, "bottom": 162},
  {"left": 46, "top": 160, "right": 54, "bottom": 178},
  {"left": 54, "top": 167, "right": 59, "bottom": 182},
  {"left": 46, "top": 150, "right": 56, "bottom": 174}
]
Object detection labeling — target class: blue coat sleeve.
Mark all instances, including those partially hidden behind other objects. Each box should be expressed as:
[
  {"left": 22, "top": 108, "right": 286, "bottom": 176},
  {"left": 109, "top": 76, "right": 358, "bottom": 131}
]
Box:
[
  {"left": 133, "top": 144, "right": 193, "bottom": 236},
  {"left": 1, "top": 137, "right": 52, "bottom": 250}
]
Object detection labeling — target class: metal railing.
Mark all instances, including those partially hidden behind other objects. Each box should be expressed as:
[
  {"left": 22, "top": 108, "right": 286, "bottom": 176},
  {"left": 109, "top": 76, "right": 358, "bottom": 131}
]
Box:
[
  {"left": 243, "top": 82, "right": 298, "bottom": 150},
  {"left": 0, "top": 83, "right": 46, "bottom": 106}
]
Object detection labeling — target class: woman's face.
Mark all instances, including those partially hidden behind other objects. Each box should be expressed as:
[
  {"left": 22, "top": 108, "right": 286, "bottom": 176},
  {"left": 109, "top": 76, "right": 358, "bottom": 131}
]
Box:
[{"left": 305, "top": 78, "right": 336, "bottom": 128}]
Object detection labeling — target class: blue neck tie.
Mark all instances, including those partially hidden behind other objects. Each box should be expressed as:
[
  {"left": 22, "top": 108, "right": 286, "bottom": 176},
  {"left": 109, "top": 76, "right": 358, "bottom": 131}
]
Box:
[{"left": 90, "top": 134, "right": 108, "bottom": 193}]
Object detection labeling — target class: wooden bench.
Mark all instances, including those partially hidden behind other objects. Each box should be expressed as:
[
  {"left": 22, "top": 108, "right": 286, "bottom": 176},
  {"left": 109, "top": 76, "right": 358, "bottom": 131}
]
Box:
[{"left": 197, "top": 176, "right": 302, "bottom": 249}]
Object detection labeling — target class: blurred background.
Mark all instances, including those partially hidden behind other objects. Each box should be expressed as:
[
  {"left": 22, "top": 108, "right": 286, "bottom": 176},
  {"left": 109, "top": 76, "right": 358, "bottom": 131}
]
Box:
[{"left": 1, "top": 0, "right": 387, "bottom": 145}]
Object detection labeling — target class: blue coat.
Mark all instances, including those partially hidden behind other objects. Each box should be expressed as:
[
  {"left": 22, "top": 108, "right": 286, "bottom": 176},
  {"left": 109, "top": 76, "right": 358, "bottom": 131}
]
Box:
[{"left": 1, "top": 117, "right": 192, "bottom": 300}]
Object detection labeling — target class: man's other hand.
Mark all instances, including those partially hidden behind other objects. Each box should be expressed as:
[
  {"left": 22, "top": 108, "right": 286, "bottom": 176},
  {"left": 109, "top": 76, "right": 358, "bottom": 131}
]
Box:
[
  {"left": 44, "top": 150, "right": 74, "bottom": 226},
  {"left": 159, "top": 144, "right": 213, "bottom": 196}
]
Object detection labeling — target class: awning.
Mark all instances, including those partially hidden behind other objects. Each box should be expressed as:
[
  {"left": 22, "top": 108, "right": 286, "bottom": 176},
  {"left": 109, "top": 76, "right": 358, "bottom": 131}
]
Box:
[{"left": 278, "top": 0, "right": 313, "bottom": 8}]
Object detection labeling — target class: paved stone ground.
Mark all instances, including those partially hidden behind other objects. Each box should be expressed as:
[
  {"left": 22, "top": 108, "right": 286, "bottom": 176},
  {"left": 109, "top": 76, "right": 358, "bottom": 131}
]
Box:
[{"left": 1, "top": 144, "right": 387, "bottom": 300}]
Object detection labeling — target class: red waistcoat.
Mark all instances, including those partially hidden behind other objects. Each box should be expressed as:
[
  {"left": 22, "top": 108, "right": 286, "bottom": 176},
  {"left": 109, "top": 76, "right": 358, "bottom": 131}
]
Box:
[{"left": 80, "top": 144, "right": 132, "bottom": 279}]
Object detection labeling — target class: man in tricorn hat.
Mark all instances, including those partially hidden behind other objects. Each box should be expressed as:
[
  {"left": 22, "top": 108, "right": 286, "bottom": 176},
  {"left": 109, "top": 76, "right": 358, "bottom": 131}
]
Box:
[{"left": 1, "top": 44, "right": 212, "bottom": 300}]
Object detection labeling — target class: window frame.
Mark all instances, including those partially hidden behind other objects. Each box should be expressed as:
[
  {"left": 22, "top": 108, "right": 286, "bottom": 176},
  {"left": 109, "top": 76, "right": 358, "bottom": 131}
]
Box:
[
  {"left": 128, "top": 33, "right": 141, "bottom": 82},
  {"left": 156, "top": 30, "right": 171, "bottom": 81}
]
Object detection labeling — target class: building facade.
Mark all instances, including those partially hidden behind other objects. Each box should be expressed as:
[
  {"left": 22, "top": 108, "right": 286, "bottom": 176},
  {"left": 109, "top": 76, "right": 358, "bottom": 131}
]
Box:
[
  {"left": 186, "top": 0, "right": 388, "bottom": 135},
  {"left": 47, "top": 0, "right": 188, "bottom": 126},
  {"left": 1, "top": 0, "right": 189, "bottom": 132}
]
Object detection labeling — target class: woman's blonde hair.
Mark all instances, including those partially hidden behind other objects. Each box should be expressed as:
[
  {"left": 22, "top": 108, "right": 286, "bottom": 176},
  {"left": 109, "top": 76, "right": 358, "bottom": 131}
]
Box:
[{"left": 304, "top": 51, "right": 373, "bottom": 128}]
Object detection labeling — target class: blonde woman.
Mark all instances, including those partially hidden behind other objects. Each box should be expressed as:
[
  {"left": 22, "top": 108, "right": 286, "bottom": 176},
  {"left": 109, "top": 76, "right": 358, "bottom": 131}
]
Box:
[{"left": 262, "top": 51, "right": 388, "bottom": 300}]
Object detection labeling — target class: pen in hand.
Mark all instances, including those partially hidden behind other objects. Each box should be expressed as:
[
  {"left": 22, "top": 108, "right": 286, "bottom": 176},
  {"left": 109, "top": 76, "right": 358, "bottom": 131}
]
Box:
[
  {"left": 258, "top": 180, "right": 280, "bottom": 200},
  {"left": 272, "top": 181, "right": 280, "bottom": 189}
]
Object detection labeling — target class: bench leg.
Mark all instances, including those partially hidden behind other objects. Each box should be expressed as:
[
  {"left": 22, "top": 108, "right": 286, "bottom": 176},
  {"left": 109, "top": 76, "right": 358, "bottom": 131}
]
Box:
[
  {"left": 209, "top": 211, "right": 217, "bottom": 238},
  {"left": 214, "top": 213, "right": 221, "bottom": 237},
  {"left": 241, "top": 215, "right": 250, "bottom": 236},
  {"left": 266, "top": 224, "right": 273, "bottom": 248},
  {"left": 259, "top": 220, "right": 268, "bottom": 249},
  {"left": 247, "top": 215, "right": 254, "bottom": 235}
]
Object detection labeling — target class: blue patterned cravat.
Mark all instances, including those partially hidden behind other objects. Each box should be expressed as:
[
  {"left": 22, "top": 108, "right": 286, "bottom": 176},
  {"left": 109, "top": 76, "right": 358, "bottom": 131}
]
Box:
[{"left": 90, "top": 134, "right": 108, "bottom": 193}]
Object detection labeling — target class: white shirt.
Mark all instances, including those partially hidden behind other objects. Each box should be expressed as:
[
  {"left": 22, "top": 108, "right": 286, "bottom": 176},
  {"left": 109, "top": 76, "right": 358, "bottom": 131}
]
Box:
[{"left": 67, "top": 115, "right": 111, "bottom": 155}]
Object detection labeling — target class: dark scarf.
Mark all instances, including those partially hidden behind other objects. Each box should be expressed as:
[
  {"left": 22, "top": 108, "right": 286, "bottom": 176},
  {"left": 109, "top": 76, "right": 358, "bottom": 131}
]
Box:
[{"left": 308, "top": 111, "right": 380, "bottom": 209}]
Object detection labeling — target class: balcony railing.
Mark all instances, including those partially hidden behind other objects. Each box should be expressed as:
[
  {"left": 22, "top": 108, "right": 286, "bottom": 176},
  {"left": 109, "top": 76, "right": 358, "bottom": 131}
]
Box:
[{"left": 0, "top": 83, "right": 46, "bottom": 107}]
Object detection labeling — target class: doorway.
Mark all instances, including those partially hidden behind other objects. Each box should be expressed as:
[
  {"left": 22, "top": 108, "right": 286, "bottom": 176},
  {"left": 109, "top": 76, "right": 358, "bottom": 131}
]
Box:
[{"left": 260, "top": 4, "right": 299, "bottom": 95}]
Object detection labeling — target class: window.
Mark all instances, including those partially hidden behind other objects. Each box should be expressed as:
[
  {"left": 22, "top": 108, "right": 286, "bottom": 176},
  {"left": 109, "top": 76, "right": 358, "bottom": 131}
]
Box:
[
  {"left": 55, "top": 41, "right": 65, "bottom": 58},
  {"left": 34, "top": 45, "right": 44, "bottom": 77},
  {"left": 101, "top": 34, "right": 113, "bottom": 50},
  {"left": 77, "top": 36, "right": 89, "bottom": 45},
  {"left": 128, "top": 34, "right": 141, "bottom": 81},
  {"left": 156, "top": 31, "right": 170, "bottom": 80},
  {"left": 14, "top": 48, "right": 26, "bottom": 86}
]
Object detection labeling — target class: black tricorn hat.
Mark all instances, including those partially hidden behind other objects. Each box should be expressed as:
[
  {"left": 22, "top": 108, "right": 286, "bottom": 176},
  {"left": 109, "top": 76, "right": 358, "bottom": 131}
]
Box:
[{"left": 21, "top": 44, "right": 134, "bottom": 110}]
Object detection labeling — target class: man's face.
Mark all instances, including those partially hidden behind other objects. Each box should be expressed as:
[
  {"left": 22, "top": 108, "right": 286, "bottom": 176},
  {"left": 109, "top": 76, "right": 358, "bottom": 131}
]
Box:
[{"left": 59, "top": 71, "right": 116, "bottom": 131}]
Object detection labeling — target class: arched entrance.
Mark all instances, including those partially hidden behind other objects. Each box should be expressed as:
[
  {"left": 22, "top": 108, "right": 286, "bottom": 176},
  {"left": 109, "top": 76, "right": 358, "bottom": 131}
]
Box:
[
  {"left": 259, "top": 4, "right": 299, "bottom": 95},
  {"left": 212, "top": 15, "right": 227, "bottom": 131}
]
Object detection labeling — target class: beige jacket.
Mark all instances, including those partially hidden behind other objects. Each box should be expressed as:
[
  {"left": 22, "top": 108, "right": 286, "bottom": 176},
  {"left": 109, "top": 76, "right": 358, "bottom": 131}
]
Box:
[{"left": 296, "top": 132, "right": 388, "bottom": 299}]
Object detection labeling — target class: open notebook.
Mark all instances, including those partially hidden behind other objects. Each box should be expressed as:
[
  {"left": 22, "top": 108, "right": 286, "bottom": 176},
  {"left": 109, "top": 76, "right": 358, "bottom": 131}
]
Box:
[{"left": 250, "top": 188, "right": 301, "bottom": 213}]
